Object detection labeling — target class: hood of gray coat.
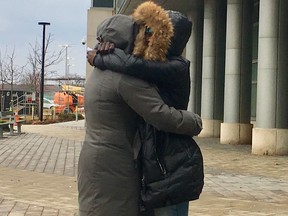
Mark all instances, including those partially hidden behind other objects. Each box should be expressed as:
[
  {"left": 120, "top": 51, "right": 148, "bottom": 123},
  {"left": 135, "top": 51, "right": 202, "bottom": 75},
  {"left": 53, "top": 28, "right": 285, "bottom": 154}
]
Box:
[
  {"left": 167, "top": 11, "right": 192, "bottom": 57},
  {"left": 97, "top": 14, "right": 137, "bottom": 54}
]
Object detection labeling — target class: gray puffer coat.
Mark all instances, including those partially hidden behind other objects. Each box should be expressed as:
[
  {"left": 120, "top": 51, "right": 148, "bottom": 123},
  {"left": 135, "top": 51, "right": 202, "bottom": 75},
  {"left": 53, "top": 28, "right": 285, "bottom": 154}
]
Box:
[{"left": 78, "top": 14, "right": 202, "bottom": 216}]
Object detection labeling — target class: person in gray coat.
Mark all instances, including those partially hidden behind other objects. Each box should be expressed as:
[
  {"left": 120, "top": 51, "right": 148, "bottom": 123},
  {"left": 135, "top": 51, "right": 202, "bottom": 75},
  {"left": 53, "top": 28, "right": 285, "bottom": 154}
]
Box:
[{"left": 78, "top": 14, "right": 202, "bottom": 216}]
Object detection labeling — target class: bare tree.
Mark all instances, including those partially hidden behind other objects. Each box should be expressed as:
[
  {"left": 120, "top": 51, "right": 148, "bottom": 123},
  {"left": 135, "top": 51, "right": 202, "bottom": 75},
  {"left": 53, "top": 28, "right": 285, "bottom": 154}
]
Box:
[
  {"left": 24, "top": 40, "right": 40, "bottom": 93},
  {"left": 6, "top": 49, "right": 25, "bottom": 110},
  {"left": 67, "top": 73, "right": 85, "bottom": 86},
  {"left": 0, "top": 49, "right": 25, "bottom": 110},
  {"left": 0, "top": 49, "right": 7, "bottom": 111},
  {"left": 5, "top": 49, "right": 24, "bottom": 83},
  {"left": 23, "top": 33, "right": 64, "bottom": 92}
]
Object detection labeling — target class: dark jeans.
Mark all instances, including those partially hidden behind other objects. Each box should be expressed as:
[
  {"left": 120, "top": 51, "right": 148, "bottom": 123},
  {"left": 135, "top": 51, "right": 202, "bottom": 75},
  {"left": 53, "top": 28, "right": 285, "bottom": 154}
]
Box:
[{"left": 154, "top": 202, "right": 189, "bottom": 216}]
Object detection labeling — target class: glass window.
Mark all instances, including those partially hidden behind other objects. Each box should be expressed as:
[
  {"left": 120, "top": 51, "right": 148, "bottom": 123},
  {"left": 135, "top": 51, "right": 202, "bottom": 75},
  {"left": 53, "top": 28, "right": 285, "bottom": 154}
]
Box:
[
  {"left": 252, "top": 24, "right": 259, "bottom": 60},
  {"left": 251, "top": 63, "right": 258, "bottom": 119},
  {"left": 93, "top": 0, "right": 113, "bottom": 8},
  {"left": 251, "top": 81, "right": 257, "bottom": 119},
  {"left": 251, "top": 63, "right": 258, "bottom": 82}
]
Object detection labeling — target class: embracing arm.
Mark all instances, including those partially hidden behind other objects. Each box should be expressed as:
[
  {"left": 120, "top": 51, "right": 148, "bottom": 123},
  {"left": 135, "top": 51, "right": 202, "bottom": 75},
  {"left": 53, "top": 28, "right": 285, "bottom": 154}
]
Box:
[
  {"left": 93, "top": 48, "right": 189, "bottom": 87},
  {"left": 118, "top": 75, "right": 202, "bottom": 136}
]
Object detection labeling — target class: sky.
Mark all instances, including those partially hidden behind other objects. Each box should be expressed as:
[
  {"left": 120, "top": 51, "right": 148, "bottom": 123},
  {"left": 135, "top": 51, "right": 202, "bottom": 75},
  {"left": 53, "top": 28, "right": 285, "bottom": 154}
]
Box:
[{"left": 0, "top": 0, "right": 91, "bottom": 78}]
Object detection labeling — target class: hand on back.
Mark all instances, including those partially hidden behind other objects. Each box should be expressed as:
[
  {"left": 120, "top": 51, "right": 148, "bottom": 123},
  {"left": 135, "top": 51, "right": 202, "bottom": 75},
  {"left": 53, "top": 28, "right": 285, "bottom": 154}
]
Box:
[{"left": 86, "top": 42, "right": 115, "bottom": 66}]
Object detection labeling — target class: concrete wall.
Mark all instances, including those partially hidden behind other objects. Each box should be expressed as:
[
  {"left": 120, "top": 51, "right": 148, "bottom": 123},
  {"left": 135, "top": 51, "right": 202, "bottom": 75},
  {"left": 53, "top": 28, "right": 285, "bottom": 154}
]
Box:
[{"left": 86, "top": 8, "right": 114, "bottom": 77}]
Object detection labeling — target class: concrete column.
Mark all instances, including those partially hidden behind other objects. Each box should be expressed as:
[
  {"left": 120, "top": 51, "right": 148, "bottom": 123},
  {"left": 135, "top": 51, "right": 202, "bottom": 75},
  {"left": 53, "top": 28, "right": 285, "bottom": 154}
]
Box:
[
  {"left": 200, "top": 0, "right": 226, "bottom": 137},
  {"left": 220, "top": 0, "right": 253, "bottom": 145},
  {"left": 186, "top": 10, "right": 203, "bottom": 115},
  {"left": 200, "top": 0, "right": 218, "bottom": 137},
  {"left": 252, "top": 0, "right": 288, "bottom": 155}
]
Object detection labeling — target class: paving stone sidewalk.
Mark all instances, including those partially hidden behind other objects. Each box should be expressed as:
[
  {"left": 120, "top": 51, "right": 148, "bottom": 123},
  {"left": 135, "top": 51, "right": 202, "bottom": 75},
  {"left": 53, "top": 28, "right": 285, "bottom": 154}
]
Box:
[{"left": 0, "top": 120, "right": 287, "bottom": 216}]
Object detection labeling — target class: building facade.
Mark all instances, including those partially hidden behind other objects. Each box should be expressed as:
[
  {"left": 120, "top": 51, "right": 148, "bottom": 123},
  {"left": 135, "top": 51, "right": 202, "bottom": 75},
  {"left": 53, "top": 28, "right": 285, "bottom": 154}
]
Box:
[{"left": 86, "top": 0, "right": 288, "bottom": 156}]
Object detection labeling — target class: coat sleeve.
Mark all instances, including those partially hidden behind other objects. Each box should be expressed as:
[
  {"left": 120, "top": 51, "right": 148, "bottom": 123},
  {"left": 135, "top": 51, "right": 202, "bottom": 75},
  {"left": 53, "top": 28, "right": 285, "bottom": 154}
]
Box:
[
  {"left": 93, "top": 48, "right": 189, "bottom": 87},
  {"left": 118, "top": 75, "right": 202, "bottom": 136}
]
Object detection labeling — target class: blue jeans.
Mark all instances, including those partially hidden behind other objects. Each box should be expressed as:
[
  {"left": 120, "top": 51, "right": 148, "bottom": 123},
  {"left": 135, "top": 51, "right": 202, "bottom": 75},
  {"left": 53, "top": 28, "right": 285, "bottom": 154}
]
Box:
[{"left": 154, "top": 202, "right": 189, "bottom": 216}]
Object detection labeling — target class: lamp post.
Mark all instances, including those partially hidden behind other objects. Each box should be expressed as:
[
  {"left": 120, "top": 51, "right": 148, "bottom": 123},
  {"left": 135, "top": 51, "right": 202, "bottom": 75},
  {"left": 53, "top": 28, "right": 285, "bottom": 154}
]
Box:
[{"left": 38, "top": 22, "right": 50, "bottom": 121}]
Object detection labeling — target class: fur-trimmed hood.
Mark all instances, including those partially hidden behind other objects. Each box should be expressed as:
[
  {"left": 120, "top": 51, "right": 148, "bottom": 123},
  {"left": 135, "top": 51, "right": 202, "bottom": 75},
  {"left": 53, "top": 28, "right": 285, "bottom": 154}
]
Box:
[{"left": 132, "top": 1, "right": 173, "bottom": 62}]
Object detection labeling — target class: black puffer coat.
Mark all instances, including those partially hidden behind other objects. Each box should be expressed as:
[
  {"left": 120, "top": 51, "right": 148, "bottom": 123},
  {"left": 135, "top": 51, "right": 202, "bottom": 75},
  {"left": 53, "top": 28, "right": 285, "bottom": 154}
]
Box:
[{"left": 93, "top": 10, "right": 204, "bottom": 210}]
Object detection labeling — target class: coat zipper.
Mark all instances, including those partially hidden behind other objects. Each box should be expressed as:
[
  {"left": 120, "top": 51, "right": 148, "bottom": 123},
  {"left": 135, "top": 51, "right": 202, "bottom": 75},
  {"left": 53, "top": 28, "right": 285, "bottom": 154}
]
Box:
[
  {"left": 153, "top": 127, "right": 167, "bottom": 175},
  {"left": 156, "top": 155, "right": 166, "bottom": 175}
]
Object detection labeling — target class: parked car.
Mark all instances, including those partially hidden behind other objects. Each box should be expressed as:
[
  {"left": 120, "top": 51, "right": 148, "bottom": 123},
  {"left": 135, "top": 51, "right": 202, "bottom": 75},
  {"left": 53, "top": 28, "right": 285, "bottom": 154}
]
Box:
[
  {"left": 43, "top": 98, "right": 57, "bottom": 109},
  {"left": 43, "top": 98, "right": 64, "bottom": 114}
]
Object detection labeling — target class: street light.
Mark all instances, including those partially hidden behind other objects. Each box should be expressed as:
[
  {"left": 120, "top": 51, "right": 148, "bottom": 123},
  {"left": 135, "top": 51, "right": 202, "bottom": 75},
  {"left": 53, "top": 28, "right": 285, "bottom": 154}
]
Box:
[{"left": 38, "top": 21, "right": 50, "bottom": 121}]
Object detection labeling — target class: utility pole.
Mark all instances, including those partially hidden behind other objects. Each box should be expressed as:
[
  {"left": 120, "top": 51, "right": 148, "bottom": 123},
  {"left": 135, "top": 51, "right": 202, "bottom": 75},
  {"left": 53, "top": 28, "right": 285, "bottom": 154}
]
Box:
[
  {"left": 59, "top": 44, "right": 71, "bottom": 79},
  {"left": 38, "top": 21, "right": 50, "bottom": 121},
  {"left": 59, "top": 44, "right": 72, "bottom": 113}
]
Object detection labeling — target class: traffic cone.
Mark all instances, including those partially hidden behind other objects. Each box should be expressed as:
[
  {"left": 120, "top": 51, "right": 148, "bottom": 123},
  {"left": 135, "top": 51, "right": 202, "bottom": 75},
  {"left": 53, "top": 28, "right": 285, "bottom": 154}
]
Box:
[{"left": 14, "top": 112, "right": 19, "bottom": 126}]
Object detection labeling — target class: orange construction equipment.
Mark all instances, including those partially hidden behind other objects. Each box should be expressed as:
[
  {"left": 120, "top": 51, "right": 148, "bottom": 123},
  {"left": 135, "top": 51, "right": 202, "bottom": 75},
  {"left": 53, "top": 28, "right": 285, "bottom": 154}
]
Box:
[{"left": 53, "top": 91, "right": 84, "bottom": 113}]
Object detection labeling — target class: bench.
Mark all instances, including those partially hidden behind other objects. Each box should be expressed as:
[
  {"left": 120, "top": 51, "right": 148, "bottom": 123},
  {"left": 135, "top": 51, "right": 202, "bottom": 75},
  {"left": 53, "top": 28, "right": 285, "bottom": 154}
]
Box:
[
  {"left": 0, "top": 111, "right": 26, "bottom": 136},
  {"left": 0, "top": 121, "right": 11, "bottom": 138}
]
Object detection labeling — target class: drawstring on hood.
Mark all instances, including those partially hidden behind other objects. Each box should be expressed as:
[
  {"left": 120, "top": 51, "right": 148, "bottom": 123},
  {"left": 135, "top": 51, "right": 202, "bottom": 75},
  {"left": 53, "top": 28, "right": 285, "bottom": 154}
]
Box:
[
  {"left": 96, "top": 14, "right": 137, "bottom": 54},
  {"left": 132, "top": 1, "right": 173, "bottom": 62}
]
